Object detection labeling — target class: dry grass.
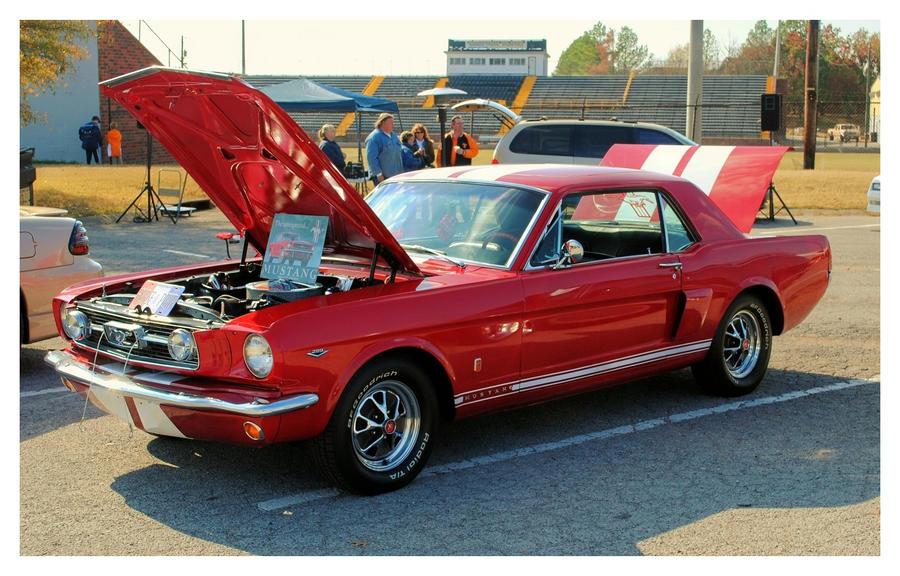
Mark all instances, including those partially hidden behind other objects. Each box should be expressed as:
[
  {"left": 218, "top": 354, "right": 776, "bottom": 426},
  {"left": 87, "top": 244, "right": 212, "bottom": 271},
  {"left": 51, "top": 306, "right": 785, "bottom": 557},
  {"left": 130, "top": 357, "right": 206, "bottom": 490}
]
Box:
[
  {"left": 769, "top": 152, "right": 879, "bottom": 211},
  {"left": 23, "top": 150, "right": 879, "bottom": 218}
]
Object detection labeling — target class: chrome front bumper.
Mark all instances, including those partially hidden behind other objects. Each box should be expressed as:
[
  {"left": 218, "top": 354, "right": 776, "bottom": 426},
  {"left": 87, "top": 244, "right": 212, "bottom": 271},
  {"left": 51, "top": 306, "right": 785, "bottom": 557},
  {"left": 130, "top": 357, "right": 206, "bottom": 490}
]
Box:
[{"left": 44, "top": 349, "right": 319, "bottom": 417}]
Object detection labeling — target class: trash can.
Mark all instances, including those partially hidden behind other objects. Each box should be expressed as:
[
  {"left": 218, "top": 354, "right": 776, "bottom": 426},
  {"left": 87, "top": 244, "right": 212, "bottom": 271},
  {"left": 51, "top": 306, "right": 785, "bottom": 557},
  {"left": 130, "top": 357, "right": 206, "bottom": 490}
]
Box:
[{"left": 20, "top": 147, "right": 36, "bottom": 206}]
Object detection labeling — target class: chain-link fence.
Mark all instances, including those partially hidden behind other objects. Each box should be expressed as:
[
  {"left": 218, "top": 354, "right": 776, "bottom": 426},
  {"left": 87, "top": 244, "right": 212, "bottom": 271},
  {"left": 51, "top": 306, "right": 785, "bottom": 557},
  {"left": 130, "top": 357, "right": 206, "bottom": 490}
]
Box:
[{"left": 783, "top": 100, "right": 878, "bottom": 143}]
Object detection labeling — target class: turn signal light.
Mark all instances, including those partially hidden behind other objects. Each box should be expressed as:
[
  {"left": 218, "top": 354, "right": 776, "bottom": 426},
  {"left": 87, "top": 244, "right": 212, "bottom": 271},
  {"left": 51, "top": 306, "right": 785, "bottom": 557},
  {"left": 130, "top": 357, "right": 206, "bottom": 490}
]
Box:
[{"left": 243, "top": 421, "right": 264, "bottom": 441}]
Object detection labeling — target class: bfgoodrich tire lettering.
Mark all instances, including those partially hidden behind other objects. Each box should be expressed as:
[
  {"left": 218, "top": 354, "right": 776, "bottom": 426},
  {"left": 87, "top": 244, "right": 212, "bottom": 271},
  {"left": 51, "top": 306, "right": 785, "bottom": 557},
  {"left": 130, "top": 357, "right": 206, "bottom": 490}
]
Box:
[
  {"left": 314, "top": 357, "right": 438, "bottom": 494},
  {"left": 692, "top": 294, "right": 772, "bottom": 397}
]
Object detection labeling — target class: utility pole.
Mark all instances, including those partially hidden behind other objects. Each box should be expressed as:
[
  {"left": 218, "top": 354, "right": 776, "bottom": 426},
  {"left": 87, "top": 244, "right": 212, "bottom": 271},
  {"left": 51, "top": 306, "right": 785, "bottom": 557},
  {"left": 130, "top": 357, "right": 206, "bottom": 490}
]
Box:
[
  {"left": 803, "top": 20, "right": 819, "bottom": 170},
  {"left": 241, "top": 21, "right": 246, "bottom": 76},
  {"left": 864, "top": 43, "right": 871, "bottom": 148},
  {"left": 686, "top": 20, "right": 703, "bottom": 143},
  {"left": 773, "top": 21, "right": 782, "bottom": 78}
]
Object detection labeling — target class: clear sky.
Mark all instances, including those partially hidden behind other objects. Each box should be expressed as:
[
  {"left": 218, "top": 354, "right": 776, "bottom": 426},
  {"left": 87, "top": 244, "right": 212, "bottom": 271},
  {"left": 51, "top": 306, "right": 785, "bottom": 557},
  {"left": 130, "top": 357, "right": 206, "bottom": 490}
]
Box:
[{"left": 112, "top": 1, "right": 881, "bottom": 77}]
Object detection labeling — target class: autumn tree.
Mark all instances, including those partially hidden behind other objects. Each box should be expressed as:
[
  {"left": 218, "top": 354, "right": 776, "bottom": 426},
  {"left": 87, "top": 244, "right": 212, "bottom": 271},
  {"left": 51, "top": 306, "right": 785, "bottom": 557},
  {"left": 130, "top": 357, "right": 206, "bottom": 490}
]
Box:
[
  {"left": 554, "top": 22, "right": 651, "bottom": 75},
  {"left": 719, "top": 20, "right": 775, "bottom": 75},
  {"left": 20, "top": 20, "right": 93, "bottom": 127}
]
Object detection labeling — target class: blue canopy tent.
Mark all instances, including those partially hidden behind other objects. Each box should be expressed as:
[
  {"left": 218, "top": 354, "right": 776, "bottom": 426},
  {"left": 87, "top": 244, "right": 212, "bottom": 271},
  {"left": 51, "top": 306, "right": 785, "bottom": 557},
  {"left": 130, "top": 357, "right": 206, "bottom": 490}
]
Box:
[{"left": 257, "top": 78, "right": 401, "bottom": 166}]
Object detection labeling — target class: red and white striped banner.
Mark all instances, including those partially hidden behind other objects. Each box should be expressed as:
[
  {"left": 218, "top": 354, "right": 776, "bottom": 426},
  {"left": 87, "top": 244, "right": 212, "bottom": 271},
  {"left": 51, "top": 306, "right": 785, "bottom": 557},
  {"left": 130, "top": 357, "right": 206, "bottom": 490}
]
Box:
[{"left": 601, "top": 145, "right": 791, "bottom": 233}]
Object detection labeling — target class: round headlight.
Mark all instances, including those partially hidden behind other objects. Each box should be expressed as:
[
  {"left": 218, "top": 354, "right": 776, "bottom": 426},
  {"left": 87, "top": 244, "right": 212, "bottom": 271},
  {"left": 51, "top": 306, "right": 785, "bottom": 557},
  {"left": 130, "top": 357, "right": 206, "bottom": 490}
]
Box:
[
  {"left": 61, "top": 308, "right": 91, "bottom": 341},
  {"left": 243, "top": 333, "right": 273, "bottom": 378},
  {"left": 167, "top": 329, "right": 196, "bottom": 362}
]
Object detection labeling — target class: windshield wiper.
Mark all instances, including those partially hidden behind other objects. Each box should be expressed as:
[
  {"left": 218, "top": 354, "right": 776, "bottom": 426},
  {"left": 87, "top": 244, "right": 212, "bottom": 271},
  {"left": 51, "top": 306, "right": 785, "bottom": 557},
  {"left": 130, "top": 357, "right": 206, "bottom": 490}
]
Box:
[{"left": 400, "top": 244, "right": 467, "bottom": 269}]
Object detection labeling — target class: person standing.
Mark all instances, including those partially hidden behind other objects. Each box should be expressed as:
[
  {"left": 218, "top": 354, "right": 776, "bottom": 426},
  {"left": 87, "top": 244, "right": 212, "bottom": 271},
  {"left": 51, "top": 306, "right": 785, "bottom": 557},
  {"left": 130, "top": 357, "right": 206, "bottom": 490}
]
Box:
[
  {"left": 439, "top": 115, "right": 479, "bottom": 167},
  {"left": 317, "top": 123, "right": 346, "bottom": 172},
  {"left": 412, "top": 123, "right": 435, "bottom": 167},
  {"left": 78, "top": 115, "right": 103, "bottom": 165},
  {"left": 105, "top": 122, "right": 123, "bottom": 165},
  {"left": 365, "top": 113, "right": 402, "bottom": 185},
  {"left": 400, "top": 130, "right": 424, "bottom": 172}
]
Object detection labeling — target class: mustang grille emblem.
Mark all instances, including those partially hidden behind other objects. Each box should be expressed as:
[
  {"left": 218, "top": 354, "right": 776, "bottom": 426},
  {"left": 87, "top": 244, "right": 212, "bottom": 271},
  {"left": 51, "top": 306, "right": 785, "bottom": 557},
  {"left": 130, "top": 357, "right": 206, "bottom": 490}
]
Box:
[{"left": 102, "top": 321, "right": 147, "bottom": 350}]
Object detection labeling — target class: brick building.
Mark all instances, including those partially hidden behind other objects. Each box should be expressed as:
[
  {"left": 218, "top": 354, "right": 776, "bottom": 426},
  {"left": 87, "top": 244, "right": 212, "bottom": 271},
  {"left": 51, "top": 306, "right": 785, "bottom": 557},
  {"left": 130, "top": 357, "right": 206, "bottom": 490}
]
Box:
[
  {"left": 97, "top": 20, "right": 175, "bottom": 165},
  {"left": 20, "top": 20, "right": 174, "bottom": 164}
]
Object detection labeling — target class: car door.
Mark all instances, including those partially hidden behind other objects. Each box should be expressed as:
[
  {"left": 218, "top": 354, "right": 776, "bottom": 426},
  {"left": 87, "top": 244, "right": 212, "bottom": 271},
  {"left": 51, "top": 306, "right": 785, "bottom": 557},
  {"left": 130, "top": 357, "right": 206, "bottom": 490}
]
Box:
[{"left": 518, "top": 189, "right": 688, "bottom": 400}]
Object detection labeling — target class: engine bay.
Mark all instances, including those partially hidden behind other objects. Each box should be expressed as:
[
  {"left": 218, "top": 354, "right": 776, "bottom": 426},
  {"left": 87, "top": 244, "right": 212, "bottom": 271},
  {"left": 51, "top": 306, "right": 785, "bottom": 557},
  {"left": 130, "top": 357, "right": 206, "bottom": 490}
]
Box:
[{"left": 85, "top": 262, "right": 382, "bottom": 324}]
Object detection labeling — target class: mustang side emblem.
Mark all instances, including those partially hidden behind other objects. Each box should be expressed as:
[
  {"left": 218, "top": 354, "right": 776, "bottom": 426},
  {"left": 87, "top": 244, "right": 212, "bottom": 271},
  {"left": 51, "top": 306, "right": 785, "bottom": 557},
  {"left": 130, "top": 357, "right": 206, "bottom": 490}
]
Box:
[{"left": 307, "top": 349, "right": 328, "bottom": 358}]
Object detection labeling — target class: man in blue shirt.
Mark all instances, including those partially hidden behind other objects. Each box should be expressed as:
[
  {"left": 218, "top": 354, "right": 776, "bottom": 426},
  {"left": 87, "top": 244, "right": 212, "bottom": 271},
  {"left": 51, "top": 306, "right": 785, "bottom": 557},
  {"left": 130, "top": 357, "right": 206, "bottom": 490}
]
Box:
[
  {"left": 78, "top": 116, "right": 103, "bottom": 165},
  {"left": 365, "top": 113, "right": 402, "bottom": 185}
]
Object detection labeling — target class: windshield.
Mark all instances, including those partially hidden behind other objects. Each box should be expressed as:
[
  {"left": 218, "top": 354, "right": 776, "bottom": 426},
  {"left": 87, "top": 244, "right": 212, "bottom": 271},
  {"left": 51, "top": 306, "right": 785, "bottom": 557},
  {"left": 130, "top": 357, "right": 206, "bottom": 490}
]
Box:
[{"left": 366, "top": 180, "right": 546, "bottom": 268}]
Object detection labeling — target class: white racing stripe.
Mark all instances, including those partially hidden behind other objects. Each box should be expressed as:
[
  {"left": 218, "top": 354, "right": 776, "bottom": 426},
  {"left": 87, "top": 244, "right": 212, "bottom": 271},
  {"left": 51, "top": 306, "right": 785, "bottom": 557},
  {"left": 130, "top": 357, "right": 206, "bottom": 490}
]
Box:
[
  {"left": 678, "top": 145, "right": 734, "bottom": 196},
  {"left": 255, "top": 378, "right": 877, "bottom": 510}
]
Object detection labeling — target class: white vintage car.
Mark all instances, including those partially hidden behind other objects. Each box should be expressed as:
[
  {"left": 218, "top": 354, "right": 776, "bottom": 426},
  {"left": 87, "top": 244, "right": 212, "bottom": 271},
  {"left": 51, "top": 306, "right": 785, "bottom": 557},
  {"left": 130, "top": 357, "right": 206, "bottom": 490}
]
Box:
[
  {"left": 866, "top": 175, "right": 881, "bottom": 214},
  {"left": 20, "top": 207, "right": 103, "bottom": 343}
]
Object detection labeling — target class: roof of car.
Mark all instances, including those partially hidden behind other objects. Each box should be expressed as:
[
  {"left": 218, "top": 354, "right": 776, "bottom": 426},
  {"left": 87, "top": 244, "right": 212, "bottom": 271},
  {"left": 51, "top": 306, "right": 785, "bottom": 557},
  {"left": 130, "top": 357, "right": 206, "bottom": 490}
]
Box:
[
  {"left": 515, "top": 118, "right": 674, "bottom": 128},
  {"left": 393, "top": 163, "right": 690, "bottom": 195}
]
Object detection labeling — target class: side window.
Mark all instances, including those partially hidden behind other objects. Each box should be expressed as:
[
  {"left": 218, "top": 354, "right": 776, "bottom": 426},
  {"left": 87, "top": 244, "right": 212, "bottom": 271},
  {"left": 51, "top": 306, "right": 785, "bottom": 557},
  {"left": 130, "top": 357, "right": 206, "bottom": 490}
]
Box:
[
  {"left": 636, "top": 128, "right": 681, "bottom": 145},
  {"left": 560, "top": 190, "right": 663, "bottom": 261},
  {"left": 509, "top": 125, "right": 573, "bottom": 156},
  {"left": 574, "top": 125, "right": 635, "bottom": 159},
  {"left": 660, "top": 195, "right": 696, "bottom": 252}
]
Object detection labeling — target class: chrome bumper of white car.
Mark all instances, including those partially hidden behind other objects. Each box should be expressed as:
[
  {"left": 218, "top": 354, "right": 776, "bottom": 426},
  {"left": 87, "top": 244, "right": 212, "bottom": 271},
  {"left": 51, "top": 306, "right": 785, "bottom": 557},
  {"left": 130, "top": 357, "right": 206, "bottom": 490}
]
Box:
[{"left": 44, "top": 349, "right": 319, "bottom": 417}]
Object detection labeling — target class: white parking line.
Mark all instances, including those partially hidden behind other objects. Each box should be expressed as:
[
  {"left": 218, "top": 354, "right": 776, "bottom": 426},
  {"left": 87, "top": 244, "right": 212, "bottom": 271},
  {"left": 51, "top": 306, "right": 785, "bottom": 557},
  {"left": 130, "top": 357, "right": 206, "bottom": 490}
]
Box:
[
  {"left": 752, "top": 223, "right": 879, "bottom": 236},
  {"left": 162, "top": 249, "right": 211, "bottom": 259},
  {"left": 21, "top": 387, "right": 68, "bottom": 398},
  {"left": 257, "top": 488, "right": 342, "bottom": 511},
  {"left": 255, "top": 378, "right": 878, "bottom": 511}
]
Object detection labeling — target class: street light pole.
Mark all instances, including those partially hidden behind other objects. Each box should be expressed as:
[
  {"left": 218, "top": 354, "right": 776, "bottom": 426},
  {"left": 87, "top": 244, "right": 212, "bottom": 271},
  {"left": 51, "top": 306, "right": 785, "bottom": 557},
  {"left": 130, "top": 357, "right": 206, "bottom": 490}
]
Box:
[{"left": 417, "top": 87, "right": 468, "bottom": 164}]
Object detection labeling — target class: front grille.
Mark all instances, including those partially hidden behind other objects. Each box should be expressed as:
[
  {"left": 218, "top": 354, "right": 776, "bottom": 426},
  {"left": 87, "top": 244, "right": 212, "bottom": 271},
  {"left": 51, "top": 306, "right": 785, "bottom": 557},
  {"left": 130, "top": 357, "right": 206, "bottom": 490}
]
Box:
[{"left": 71, "top": 303, "right": 210, "bottom": 370}]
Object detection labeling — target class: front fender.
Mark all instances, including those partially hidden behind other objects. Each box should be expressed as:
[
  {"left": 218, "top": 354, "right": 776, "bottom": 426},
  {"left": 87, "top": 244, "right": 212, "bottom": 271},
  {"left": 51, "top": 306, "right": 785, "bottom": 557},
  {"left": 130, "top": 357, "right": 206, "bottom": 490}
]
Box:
[{"left": 326, "top": 336, "right": 458, "bottom": 416}]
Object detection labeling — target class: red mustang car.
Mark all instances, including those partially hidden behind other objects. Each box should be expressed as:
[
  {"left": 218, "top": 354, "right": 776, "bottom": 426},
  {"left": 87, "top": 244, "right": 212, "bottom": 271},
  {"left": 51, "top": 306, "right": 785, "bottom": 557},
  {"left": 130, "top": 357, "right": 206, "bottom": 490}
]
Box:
[{"left": 45, "top": 68, "right": 831, "bottom": 494}]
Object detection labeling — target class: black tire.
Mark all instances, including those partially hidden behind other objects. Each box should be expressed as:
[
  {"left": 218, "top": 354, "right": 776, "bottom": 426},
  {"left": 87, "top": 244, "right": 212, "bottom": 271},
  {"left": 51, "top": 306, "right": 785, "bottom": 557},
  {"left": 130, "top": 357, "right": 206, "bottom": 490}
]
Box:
[
  {"left": 313, "top": 357, "right": 438, "bottom": 494},
  {"left": 692, "top": 294, "right": 772, "bottom": 397}
]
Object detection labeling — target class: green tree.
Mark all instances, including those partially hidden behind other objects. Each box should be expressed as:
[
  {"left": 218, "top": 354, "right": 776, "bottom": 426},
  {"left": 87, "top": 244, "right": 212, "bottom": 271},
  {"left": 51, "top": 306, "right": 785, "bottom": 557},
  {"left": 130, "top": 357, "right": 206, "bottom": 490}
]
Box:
[
  {"left": 702, "top": 28, "right": 720, "bottom": 71},
  {"left": 20, "top": 20, "right": 93, "bottom": 127},
  {"left": 613, "top": 26, "right": 650, "bottom": 73},
  {"left": 555, "top": 32, "right": 607, "bottom": 75}
]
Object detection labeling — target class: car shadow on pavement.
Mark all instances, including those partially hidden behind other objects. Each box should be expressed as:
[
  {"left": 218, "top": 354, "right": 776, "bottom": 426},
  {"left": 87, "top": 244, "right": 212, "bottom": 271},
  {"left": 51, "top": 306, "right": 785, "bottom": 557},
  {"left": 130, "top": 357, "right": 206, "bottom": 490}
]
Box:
[{"left": 105, "top": 368, "right": 880, "bottom": 555}]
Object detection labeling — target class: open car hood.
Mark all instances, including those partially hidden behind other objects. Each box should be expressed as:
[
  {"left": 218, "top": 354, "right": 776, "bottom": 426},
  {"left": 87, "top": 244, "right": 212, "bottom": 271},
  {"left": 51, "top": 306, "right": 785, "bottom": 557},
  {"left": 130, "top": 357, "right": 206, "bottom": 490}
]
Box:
[{"left": 100, "top": 67, "right": 419, "bottom": 276}]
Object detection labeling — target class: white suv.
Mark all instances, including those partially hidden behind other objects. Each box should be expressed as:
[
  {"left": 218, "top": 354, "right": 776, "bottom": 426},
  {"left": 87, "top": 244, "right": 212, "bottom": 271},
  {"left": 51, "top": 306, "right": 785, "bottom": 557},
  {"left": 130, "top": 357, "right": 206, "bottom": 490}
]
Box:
[{"left": 452, "top": 99, "right": 695, "bottom": 165}]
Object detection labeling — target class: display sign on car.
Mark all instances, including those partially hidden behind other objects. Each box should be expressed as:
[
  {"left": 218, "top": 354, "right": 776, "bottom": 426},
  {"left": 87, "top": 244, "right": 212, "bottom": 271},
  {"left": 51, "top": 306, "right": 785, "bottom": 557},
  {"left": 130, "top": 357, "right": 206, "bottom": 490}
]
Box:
[{"left": 261, "top": 214, "right": 329, "bottom": 283}]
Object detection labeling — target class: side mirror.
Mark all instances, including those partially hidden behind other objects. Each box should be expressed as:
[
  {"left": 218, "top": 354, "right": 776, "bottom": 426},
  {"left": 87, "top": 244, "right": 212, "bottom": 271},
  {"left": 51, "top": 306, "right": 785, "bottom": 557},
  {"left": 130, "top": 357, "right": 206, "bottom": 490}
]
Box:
[{"left": 552, "top": 239, "right": 584, "bottom": 269}]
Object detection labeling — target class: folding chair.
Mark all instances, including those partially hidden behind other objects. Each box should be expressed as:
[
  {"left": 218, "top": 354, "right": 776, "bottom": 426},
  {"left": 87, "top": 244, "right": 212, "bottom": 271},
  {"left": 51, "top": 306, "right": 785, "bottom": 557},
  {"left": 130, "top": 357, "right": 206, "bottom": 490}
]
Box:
[{"left": 156, "top": 168, "right": 196, "bottom": 224}]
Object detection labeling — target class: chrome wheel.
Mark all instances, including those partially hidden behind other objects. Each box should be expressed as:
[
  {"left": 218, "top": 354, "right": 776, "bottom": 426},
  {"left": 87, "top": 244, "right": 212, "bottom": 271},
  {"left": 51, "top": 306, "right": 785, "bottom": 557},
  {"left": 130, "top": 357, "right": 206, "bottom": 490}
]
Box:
[
  {"left": 351, "top": 380, "right": 421, "bottom": 472},
  {"left": 723, "top": 310, "right": 762, "bottom": 379}
]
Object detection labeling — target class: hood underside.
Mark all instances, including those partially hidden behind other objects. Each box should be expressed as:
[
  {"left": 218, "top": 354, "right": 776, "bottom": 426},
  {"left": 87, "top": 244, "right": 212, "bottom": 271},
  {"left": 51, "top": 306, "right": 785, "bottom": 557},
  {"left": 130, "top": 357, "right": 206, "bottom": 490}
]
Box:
[{"left": 100, "top": 67, "right": 418, "bottom": 276}]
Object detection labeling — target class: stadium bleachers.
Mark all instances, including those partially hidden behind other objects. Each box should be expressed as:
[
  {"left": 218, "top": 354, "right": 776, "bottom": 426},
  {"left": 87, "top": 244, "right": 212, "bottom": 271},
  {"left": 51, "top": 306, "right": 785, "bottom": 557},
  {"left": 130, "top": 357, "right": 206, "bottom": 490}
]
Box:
[
  {"left": 245, "top": 73, "right": 770, "bottom": 143},
  {"left": 447, "top": 76, "right": 525, "bottom": 105}
]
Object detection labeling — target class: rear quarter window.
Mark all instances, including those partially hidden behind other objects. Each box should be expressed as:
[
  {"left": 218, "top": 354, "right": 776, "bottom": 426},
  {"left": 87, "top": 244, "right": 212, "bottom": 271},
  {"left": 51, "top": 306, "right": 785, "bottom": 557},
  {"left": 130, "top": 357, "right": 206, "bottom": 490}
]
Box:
[
  {"left": 573, "top": 124, "right": 634, "bottom": 158},
  {"left": 636, "top": 128, "right": 683, "bottom": 145}
]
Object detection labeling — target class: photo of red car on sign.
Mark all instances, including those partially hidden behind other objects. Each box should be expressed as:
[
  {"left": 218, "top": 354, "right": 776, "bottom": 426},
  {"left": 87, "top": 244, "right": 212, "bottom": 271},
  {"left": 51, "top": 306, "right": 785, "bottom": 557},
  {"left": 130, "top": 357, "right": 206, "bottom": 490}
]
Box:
[{"left": 45, "top": 68, "right": 831, "bottom": 494}]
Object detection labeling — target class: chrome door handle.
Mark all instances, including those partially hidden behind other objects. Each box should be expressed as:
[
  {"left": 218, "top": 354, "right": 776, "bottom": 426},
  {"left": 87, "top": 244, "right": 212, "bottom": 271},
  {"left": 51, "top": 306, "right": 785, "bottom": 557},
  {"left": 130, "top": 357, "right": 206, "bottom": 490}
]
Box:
[{"left": 658, "top": 262, "right": 683, "bottom": 269}]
